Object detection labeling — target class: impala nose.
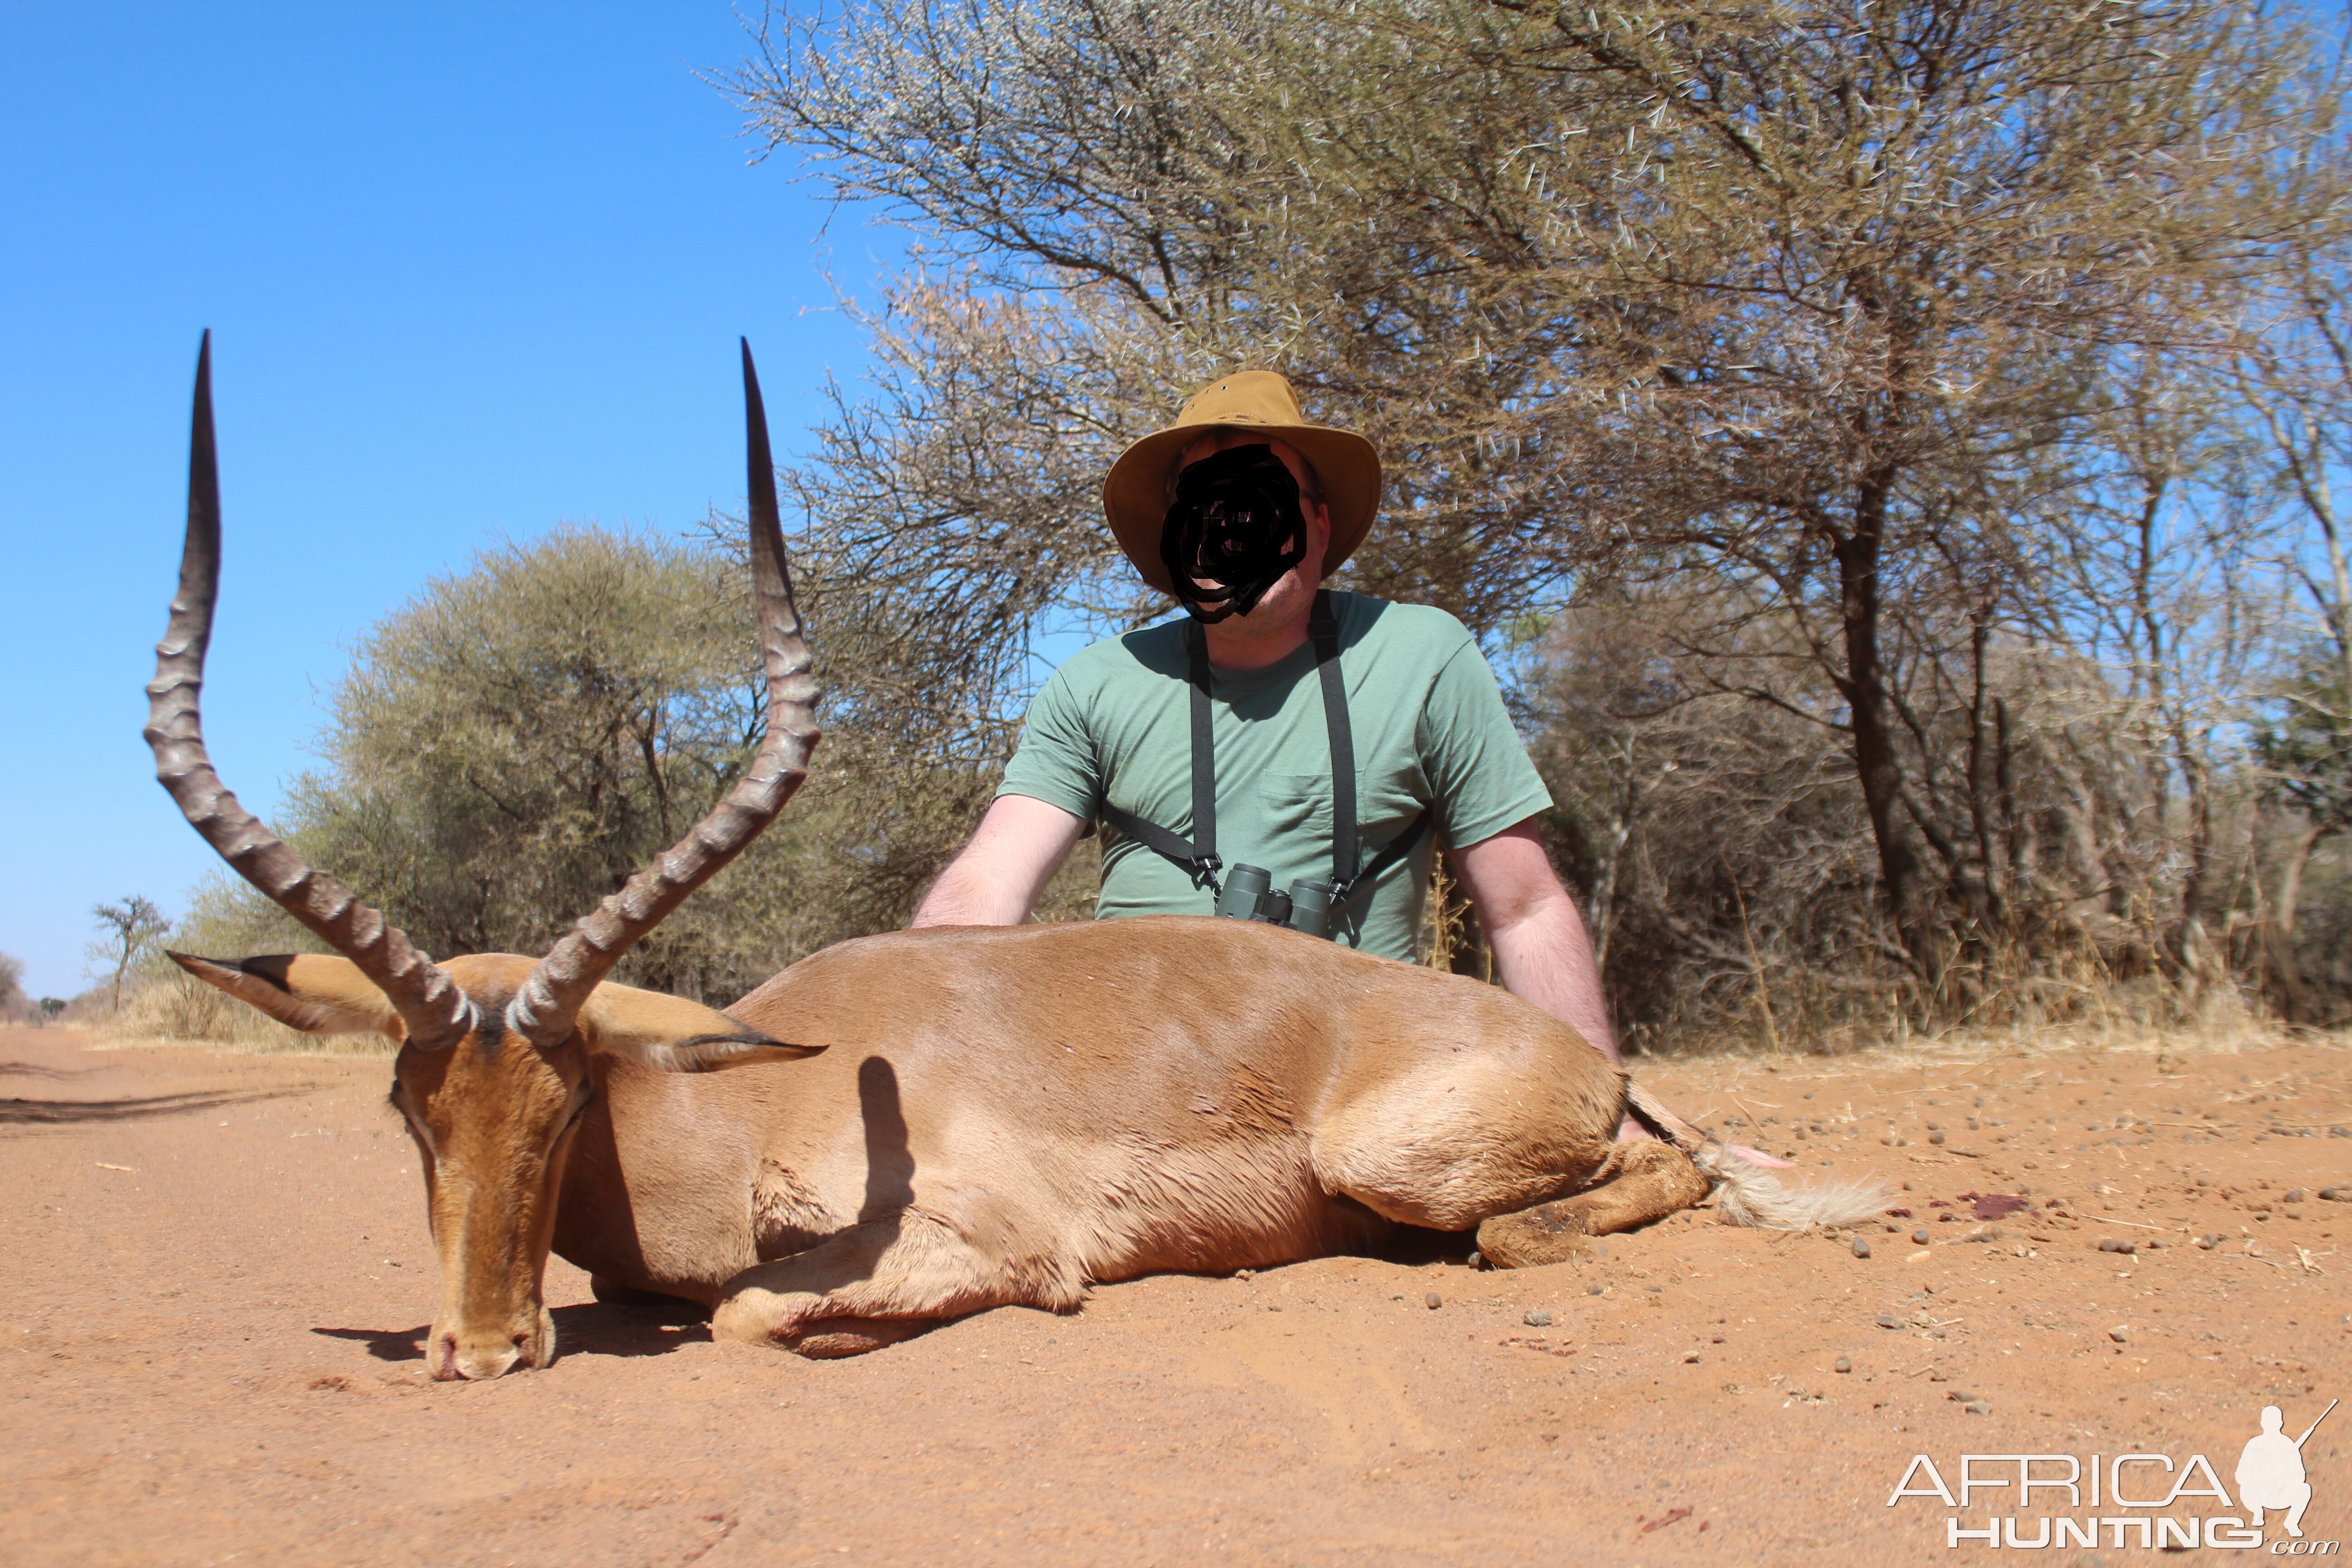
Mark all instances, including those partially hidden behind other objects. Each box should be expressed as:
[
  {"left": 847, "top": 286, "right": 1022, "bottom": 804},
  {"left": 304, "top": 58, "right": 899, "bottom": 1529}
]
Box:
[{"left": 438, "top": 1330, "right": 526, "bottom": 1381}]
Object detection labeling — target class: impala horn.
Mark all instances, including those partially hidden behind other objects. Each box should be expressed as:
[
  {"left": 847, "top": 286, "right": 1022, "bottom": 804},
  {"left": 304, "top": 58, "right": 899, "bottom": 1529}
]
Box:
[
  {"left": 506, "top": 340, "right": 820, "bottom": 1049},
  {"left": 145, "top": 332, "right": 476, "bottom": 1049}
]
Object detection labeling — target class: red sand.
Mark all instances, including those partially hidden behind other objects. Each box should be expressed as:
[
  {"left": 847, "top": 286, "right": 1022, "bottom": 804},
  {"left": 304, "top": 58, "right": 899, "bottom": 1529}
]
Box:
[{"left": 2, "top": 1025, "right": 2345, "bottom": 1565}]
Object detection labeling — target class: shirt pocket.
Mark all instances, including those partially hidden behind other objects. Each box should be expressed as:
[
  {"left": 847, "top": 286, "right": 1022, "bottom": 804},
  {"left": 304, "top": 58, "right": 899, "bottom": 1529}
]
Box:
[{"left": 1247, "top": 770, "right": 1336, "bottom": 848}]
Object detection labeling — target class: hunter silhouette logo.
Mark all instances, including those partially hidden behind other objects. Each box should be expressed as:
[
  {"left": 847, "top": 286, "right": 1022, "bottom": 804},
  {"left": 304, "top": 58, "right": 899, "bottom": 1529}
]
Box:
[
  {"left": 2241, "top": 1399, "right": 2334, "bottom": 1540},
  {"left": 1885, "top": 1396, "right": 2339, "bottom": 1550}
]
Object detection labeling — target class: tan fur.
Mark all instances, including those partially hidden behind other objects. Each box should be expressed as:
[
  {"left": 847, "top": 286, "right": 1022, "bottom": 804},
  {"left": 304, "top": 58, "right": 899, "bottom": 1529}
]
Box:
[
  {"left": 169, "top": 952, "right": 405, "bottom": 1037},
  {"left": 1474, "top": 1140, "right": 1713, "bottom": 1266},
  {"left": 184, "top": 920, "right": 1728, "bottom": 1375}
]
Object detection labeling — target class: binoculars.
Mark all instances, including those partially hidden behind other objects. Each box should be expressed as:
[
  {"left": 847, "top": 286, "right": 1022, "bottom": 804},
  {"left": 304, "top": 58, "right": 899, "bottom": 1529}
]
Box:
[{"left": 1214, "top": 864, "right": 1337, "bottom": 939}]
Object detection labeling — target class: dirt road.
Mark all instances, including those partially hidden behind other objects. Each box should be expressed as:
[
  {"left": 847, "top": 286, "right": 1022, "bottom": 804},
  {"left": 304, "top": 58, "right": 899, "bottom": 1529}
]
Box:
[{"left": 1, "top": 1025, "right": 2345, "bottom": 1565}]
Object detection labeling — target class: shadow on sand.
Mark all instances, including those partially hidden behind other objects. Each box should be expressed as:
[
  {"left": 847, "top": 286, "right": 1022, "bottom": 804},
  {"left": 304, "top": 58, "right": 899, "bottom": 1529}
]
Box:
[
  {"left": 0, "top": 1086, "right": 314, "bottom": 1127},
  {"left": 311, "top": 1298, "right": 712, "bottom": 1366}
]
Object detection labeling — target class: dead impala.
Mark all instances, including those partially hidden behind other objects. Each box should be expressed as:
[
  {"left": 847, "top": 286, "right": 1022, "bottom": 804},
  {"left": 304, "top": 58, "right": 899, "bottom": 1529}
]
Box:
[{"left": 152, "top": 337, "right": 1879, "bottom": 1379}]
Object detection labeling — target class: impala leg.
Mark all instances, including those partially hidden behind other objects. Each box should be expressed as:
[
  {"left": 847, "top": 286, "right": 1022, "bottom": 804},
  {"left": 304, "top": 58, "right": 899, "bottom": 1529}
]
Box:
[
  {"left": 1473, "top": 1140, "right": 1710, "bottom": 1267},
  {"left": 712, "top": 1207, "right": 1071, "bottom": 1360},
  {"left": 588, "top": 1274, "right": 706, "bottom": 1312}
]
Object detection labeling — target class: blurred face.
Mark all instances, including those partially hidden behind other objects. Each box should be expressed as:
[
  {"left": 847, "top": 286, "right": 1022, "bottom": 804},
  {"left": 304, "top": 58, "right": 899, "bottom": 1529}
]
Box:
[{"left": 1169, "top": 433, "right": 1332, "bottom": 627}]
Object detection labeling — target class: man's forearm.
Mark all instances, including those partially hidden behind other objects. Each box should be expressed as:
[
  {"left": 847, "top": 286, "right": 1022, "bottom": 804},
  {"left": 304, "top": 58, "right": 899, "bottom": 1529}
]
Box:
[
  {"left": 910, "top": 859, "right": 1035, "bottom": 926},
  {"left": 908, "top": 794, "right": 1086, "bottom": 928},
  {"left": 1486, "top": 892, "right": 1619, "bottom": 1064}
]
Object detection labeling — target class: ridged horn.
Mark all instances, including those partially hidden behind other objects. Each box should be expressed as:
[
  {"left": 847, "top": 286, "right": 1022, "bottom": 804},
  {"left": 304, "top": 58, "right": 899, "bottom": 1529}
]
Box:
[
  {"left": 507, "top": 340, "right": 821, "bottom": 1049},
  {"left": 144, "top": 332, "right": 476, "bottom": 1050}
]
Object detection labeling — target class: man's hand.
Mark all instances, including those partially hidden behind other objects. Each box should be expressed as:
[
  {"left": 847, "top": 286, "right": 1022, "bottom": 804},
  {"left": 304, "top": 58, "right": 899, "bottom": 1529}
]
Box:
[{"left": 909, "top": 794, "right": 1087, "bottom": 927}]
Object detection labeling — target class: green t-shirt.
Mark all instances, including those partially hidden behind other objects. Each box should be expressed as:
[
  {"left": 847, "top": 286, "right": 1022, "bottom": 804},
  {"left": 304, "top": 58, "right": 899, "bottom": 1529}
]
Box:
[{"left": 997, "top": 592, "right": 1552, "bottom": 959}]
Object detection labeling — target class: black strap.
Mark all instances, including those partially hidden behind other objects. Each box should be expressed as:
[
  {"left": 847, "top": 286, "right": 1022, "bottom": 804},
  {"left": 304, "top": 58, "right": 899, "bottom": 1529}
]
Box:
[
  {"left": 1339, "top": 807, "right": 1431, "bottom": 906},
  {"left": 1096, "top": 622, "right": 1223, "bottom": 889},
  {"left": 1310, "top": 593, "right": 1357, "bottom": 892},
  {"left": 1187, "top": 622, "right": 1216, "bottom": 871},
  {"left": 1304, "top": 591, "right": 1430, "bottom": 905},
  {"left": 1100, "top": 594, "right": 1432, "bottom": 908}
]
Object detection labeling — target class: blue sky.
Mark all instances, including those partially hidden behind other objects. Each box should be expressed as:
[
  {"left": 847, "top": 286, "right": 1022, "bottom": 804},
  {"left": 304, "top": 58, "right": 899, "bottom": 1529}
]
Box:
[{"left": 0, "top": 5, "right": 893, "bottom": 997}]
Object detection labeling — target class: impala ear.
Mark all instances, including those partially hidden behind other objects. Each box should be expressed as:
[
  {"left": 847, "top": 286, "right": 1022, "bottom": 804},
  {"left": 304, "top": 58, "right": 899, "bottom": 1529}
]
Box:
[
  {"left": 575, "top": 981, "right": 823, "bottom": 1072},
  {"left": 169, "top": 952, "right": 409, "bottom": 1039}
]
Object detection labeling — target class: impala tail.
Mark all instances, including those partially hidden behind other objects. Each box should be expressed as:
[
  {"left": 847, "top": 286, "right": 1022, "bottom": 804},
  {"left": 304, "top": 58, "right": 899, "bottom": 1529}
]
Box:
[
  {"left": 1626, "top": 1081, "right": 1890, "bottom": 1231},
  {"left": 1692, "top": 1145, "right": 1892, "bottom": 1231}
]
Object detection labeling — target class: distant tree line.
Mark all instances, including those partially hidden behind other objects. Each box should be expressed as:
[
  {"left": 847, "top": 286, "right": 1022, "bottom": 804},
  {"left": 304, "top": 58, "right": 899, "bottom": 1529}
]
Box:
[
  {"left": 137, "top": 0, "right": 2352, "bottom": 1051},
  {"left": 713, "top": 0, "right": 2352, "bottom": 1041}
]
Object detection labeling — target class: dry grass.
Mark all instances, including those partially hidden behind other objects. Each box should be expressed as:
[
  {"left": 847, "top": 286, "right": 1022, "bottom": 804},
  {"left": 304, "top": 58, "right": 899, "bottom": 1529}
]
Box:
[
  {"left": 99, "top": 956, "right": 2344, "bottom": 1075},
  {"left": 1649, "top": 1009, "right": 2352, "bottom": 1091}
]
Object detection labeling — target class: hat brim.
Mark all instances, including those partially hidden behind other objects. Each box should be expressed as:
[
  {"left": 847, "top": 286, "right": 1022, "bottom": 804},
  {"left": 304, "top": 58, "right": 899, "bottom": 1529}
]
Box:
[{"left": 1103, "top": 423, "right": 1381, "bottom": 597}]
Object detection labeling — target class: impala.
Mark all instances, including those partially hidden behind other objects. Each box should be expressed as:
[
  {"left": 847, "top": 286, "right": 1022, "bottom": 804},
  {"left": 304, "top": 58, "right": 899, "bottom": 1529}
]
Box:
[{"left": 152, "top": 337, "right": 1877, "bottom": 1379}]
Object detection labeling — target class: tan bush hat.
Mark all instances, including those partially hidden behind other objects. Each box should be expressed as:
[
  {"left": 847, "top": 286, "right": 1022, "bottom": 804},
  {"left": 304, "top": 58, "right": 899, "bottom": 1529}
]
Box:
[{"left": 1102, "top": 371, "right": 1381, "bottom": 596}]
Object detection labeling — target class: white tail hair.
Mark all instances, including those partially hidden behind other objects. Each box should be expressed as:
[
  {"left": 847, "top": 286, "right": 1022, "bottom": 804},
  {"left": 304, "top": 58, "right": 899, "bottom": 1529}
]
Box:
[{"left": 1692, "top": 1142, "right": 1890, "bottom": 1231}]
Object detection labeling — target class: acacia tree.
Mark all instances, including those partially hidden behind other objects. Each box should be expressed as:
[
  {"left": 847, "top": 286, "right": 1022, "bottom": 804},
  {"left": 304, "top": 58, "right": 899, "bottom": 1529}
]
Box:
[
  {"left": 189, "top": 523, "right": 1098, "bottom": 1011},
  {"left": 88, "top": 896, "right": 169, "bottom": 1012},
  {"left": 2238, "top": 207, "right": 2352, "bottom": 1011},
  {"left": 731, "top": 0, "right": 2340, "bottom": 1018},
  {"left": 0, "top": 950, "right": 28, "bottom": 1023}
]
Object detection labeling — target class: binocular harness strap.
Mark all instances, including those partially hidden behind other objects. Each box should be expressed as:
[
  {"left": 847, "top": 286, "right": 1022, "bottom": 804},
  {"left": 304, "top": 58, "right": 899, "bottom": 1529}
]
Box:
[
  {"left": 1311, "top": 599, "right": 1358, "bottom": 895},
  {"left": 1096, "top": 625, "right": 1223, "bottom": 888},
  {"left": 1095, "top": 591, "right": 1432, "bottom": 913}
]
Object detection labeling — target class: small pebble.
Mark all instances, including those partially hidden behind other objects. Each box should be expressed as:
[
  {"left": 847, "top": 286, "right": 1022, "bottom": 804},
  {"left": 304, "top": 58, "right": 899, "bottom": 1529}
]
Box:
[
  {"left": 2283, "top": 1189, "right": 2306, "bottom": 1205},
  {"left": 2321, "top": 1186, "right": 2343, "bottom": 1201},
  {"left": 1681, "top": 1351, "right": 1700, "bottom": 1363},
  {"left": 2196, "top": 1234, "right": 2218, "bottom": 1249},
  {"left": 1961, "top": 1399, "right": 1992, "bottom": 1415},
  {"left": 2108, "top": 1328, "right": 2127, "bottom": 1343},
  {"left": 1874, "top": 1313, "right": 1901, "bottom": 1329},
  {"left": 1833, "top": 1355, "right": 1852, "bottom": 1373},
  {"left": 1912, "top": 1230, "right": 1931, "bottom": 1245},
  {"left": 1588, "top": 1284, "right": 1605, "bottom": 1296},
  {"left": 1425, "top": 1292, "right": 1442, "bottom": 1311},
  {"left": 1852, "top": 1238, "right": 1872, "bottom": 1259},
  {"left": 1524, "top": 1308, "right": 1553, "bottom": 1328},
  {"left": 1928, "top": 1132, "right": 1946, "bottom": 1146}
]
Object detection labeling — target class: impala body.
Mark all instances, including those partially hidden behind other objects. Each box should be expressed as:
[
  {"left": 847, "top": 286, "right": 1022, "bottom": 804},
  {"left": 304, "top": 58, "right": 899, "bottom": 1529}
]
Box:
[
  {"left": 153, "top": 337, "right": 1864, "bottom": 1379},
  {"left": 590, "top": 918, "right": 1646, "bottom": 1351}
]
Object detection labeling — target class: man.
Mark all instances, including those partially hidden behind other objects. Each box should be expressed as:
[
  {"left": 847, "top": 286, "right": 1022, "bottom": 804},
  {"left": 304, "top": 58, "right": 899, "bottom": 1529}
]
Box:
[
  {"left": 2236, "top": 1403, "right": 2323, "bottom": 1539},
  {"left": 911, "top": 370, "right": 1622, "bottom": 1072}
]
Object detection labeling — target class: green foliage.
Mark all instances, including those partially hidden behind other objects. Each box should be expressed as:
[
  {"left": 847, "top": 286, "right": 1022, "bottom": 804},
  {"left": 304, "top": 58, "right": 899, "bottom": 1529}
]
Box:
[
  {"left": 148, "top": 527, "right": 955, "bottom": 1013},
  {"left": 2258, "top": 645, "right": 2352, "bottom": 831},
  {"left": 290, "top": 527, "right": 747, "bottom": 983}
]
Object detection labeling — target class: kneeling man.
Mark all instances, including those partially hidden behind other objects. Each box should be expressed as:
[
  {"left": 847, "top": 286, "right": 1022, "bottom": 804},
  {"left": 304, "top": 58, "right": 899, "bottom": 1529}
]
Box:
[{"left": 912, "top": 372, "right": 1627, "bottom": 1078}]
